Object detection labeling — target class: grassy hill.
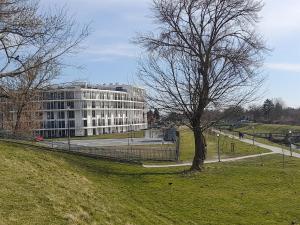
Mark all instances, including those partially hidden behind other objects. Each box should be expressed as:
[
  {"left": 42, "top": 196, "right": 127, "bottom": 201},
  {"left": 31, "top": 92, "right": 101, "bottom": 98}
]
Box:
[{"left": 0, "top": 141, "right": 300, "bottom": 224}]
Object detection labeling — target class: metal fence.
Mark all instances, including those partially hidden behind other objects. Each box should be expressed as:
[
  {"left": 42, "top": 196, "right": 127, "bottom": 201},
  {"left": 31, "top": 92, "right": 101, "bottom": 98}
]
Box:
[
  {"left": 0, "top": 131, "right": 179, "bottom": 162},
  {"left": 42, "top": 141, "right": 179, "bottom": 162}
]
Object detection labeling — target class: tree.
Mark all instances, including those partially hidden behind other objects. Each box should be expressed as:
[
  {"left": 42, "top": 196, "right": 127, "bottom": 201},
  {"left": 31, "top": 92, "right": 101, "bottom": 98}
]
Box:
[
  {"left": 0, "top": 0, "right": 89, "bottom": 134},
  {"left": 0, "top": 0, "right": 89, "bottom": 81},
  {"left": 147, "top": 109, "right": 155, "bottom": 126},
  {"left": 136, "top": 0, "right": 267, "bottom": 171},
  {"left": 154, "top": 108, "right": 160, "bottom": 121},
  {"left": 263, "top": 99, "right": 274, "bottom": 122},
  {"left": 0, "top": 60, "right": 58, "bottom": 134}
]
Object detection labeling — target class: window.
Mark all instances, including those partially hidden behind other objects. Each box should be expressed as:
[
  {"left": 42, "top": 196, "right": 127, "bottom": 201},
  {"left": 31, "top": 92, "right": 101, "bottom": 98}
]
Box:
[
  {"left": 83, "top": 120, "right": 87, "bottom": 127},
  {"left": 92, "top": 101, "right": 96, "bottom": 108},
  {"left": 69, "top": 120, "right": 75, "bottom": 128},
  {"left": 47, "top": 112, "right": 54, "bottom": 120},
  {"left": 92, "top": 110, "right": 96, "bottom": 118},
  {"left": 82, "top": 110, "right": 87, "bottom": 118},
  {"left": 58, "top": 102, "right": 64, "bottom": 109},
  {"left": 84, "top": 129, "right": 88, "bottom": 136},
  {"left": 93, "top": 129, "right": 96, "bottom": 135},
  {"left": 67, "top": 102, "right": 74, "bottom": 109},
  {"left": 68, "top": 111, "right": 75, "bottom": 119},
  {"left": 66, "top": 91, "right": 74, "bottom": 99},
  {"left": 92, "top": 120, "right": 96, "bottom": 127},
  {"left": 59, "top": 121, "right": 65, "bottom": 128},
  {"left": 58, "top": 111, "right": 65, "bottom": 119},
  {"left": 82, "top": 101, "right": 87, "bottom": 108}
]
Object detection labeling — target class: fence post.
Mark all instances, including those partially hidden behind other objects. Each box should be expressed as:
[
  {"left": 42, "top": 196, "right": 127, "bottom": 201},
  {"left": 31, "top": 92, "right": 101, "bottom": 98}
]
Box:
[{"left": 175, "top": 131, "right": 180, "bottom": 161}]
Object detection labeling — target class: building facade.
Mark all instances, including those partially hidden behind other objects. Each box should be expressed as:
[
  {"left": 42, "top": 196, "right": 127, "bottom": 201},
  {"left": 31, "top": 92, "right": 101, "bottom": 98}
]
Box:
[{"left": 37, "top": 82, "right": 147, "bottom": 138}]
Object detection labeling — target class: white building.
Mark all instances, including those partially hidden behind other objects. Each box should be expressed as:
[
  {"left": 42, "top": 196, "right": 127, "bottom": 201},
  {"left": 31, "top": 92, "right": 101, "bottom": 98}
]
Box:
[{"left": 38, "top": 82, "right": 147, "bottom": 138}]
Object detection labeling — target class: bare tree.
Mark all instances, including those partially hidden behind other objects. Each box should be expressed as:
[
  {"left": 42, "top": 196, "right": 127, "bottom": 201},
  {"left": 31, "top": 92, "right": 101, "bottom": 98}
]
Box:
[
  {"left": 136, "top": 0, "right": 268, "bottom": 171},
  {"left": 0, "top": 0, "right": 89, "bottom": 134},
  {"left": 0, "top": 60, "right": 58, "bottom": 134},
  {"left": 0, "top": 0, "right": 89, "bottom": 80}
]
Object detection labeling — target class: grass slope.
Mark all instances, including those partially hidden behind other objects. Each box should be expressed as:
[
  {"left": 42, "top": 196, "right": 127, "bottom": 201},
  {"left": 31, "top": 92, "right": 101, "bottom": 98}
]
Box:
[{"left": 1, "top": 141, "right": 300, "bottom": 224}]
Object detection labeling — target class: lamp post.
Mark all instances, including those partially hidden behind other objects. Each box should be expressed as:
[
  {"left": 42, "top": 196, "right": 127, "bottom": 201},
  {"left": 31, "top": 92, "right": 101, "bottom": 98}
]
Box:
[
  {"left": 67, "top": 106, "right": 71, "bottom": 151},
  {"left": 217, "top": 134, "right": 221, "bottom": 162},
  {"left": 252, "top": 126, "right": 255, "bottom": 146},
  {"left": 289, "top": 130, "right": 292, "bottom": 157}
]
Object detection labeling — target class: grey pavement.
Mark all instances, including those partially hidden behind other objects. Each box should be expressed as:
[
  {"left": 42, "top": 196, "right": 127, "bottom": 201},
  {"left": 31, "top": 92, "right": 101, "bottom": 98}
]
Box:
[{"left": 143, "top": 152, "right": 275, "bottom": 168}]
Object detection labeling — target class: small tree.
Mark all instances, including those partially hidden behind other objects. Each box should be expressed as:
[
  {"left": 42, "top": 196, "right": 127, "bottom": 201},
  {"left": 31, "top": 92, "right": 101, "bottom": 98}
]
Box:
[
  {"left": 263, "top": 99, "right": 274, "bottom": 122},
  {"left": 136, "top": 0, "right": 267, "bottom": 171},
  {"left": 154, "top": 108, "right": 160, "bottom": 121},
  {"left": 147, "top": 109, "right": 155, "bottom": 127}
]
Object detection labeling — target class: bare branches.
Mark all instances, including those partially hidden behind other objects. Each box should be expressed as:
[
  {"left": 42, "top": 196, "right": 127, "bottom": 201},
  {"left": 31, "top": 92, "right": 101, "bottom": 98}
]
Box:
[{"left": 0, "top": 0, "right": 89, "bottom": 79}]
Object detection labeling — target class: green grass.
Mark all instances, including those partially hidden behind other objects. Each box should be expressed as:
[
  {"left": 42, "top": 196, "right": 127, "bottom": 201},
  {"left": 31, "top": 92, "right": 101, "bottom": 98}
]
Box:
[
  {"left": 52, "top": 130, "right": 145, "bottom": 141},
  {"left": 179, "top": 129, "right": 269, "bottom": 161},
  {"left": 0, "top": 141, "right": 300, "bottom": 224},
  {"left": 236, "top": 123, "right": 300, "bottom": 134}
]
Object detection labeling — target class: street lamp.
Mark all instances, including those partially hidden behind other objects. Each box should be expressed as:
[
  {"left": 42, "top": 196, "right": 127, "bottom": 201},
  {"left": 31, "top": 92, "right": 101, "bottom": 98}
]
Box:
[
  {"left": 67, "top": 106, "right": 71, "bottom": 151},
  {"left": 289, "top": 130, "right": 292, "bottom": 157},
  {"left": 252, "top": 126, "right": 255, "bottom": 146},
  {"left": 217, "top": 134, "right": 221, "bottom": 162}
]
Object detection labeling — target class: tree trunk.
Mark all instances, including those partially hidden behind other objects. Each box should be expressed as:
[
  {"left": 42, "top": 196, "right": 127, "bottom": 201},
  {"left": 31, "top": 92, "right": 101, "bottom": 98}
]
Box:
[{"left": 191, "top": 126, "right": 207, "bottom": 171}]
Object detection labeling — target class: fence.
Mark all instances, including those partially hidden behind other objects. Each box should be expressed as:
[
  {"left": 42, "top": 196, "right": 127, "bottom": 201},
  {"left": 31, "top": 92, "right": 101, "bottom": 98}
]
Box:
[
  {"left": 42, "top": 141, "right": 179, "bottom": 162},
  {"left": 0, "top": 131, "right": 179, "bottom": 162}
]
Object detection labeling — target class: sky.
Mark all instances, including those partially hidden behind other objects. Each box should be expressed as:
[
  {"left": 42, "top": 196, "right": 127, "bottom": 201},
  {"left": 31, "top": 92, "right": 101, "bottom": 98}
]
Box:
[{"left": 40, "top": 0, "right": 300, "bottom": 108}]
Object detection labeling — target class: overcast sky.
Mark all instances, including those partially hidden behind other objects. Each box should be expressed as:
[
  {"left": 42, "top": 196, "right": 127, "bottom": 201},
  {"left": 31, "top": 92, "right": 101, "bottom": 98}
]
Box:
[{"left": 40, "top": 0, "right": 300, "bottom": 108}]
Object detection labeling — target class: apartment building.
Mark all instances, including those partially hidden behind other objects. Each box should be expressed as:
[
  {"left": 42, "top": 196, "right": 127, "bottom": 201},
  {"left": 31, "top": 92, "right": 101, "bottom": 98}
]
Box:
[{"left": 36, "top": 82, "right": 147, "bottom": 138}]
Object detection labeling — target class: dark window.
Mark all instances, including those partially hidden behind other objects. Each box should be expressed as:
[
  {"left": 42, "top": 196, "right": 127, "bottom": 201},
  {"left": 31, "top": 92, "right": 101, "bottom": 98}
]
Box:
[
  {"left": 68, "top": 111, "right": 75, "bottom": 119},
  {"left": 93, "top": 129, "right": 96, "bottom": 135},
  {"left": 82, "top": 110, "right": 87, "bottom": 118},
  {"left": 92, "top": 101, "right": 96, "bottom": 108},
  {"left": 92, "top": 110, "right": 96, "bottom": 118},
  {"left": 66, "top": 91, "right": 74, "bottom": 99},
  {"left": 58, "top": 111, "right": 65, "bottom": 119},
  {"left": 59, "top": 121, "right": 65, "bottom": 128},
  {"left": 92, "top": 120, "right": 96, "bottom": 127},
  {"left": 67, "top": 102, "right": 74, "bottom": 109},
  {"left": 69, "top": 120, "right": 75, "bottom": 128},
  {"left": 84, "top": 129, "right": 88, "bottom": 136},
  {"left": 83, "top": 120, "right": 87, "bottom": 127},
  {"left": 47, "top": 112, "right": 54, "bottom": 120}
]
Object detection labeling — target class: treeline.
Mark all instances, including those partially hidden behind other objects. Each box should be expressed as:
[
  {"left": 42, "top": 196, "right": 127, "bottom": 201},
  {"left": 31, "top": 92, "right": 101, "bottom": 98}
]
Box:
[
  {"left": 158, "top": 98, "right": 300, "bottom": 126},
  {"left": 222, "top": 99, "right": 300, "bottom": 125}
]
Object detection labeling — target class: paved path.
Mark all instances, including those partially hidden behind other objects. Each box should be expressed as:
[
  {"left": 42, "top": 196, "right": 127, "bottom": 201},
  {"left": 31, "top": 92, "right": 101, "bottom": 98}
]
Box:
[
  {"left": 143, "top": 130, "right": 300, "bottom": 169},
  {"left": 143, "top": 152, "right": 275, "bottom": 168}
]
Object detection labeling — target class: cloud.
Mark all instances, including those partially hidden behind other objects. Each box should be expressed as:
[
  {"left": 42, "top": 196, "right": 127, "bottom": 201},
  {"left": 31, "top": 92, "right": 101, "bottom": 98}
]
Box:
[
  {"left": 84, "top": 43, "right": 138, "bottom": 62},
  {"left": 265, "top": 63, "right": 300, "bottom": 73}
]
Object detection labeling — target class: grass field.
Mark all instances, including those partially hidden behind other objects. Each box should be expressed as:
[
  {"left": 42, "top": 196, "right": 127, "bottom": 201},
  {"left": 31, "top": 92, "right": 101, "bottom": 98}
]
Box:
[
  {"left": 0, "top": 141, "right": 300, "bottom": 225},
  {"left": 236, "top": 123, "right": 300, "bottom": 134},
  {"left": 179, "top": 129, "right": 269, "bottom": 161}
]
